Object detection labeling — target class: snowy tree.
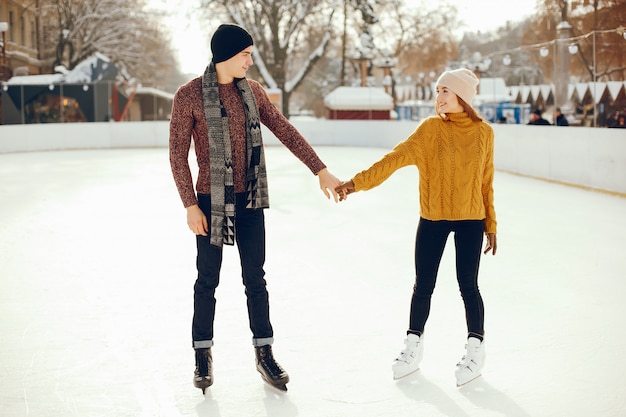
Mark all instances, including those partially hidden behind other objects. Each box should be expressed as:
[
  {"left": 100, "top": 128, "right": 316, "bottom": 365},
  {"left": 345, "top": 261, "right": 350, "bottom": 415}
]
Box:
[
  {"left": 371, "top": 0, "right": 458, "bottom": 75},
  {"left": 39, "top": 0, "right": 178, "bottom": 89},
  {"left": 201, "top": 0, "right": 336, "bottom": 117},
  {"left": 527, "top": 0, "right": 626, "bottom": 82},
  {"left": 354, "top": 0, "right": 459, "bottom": 103}
]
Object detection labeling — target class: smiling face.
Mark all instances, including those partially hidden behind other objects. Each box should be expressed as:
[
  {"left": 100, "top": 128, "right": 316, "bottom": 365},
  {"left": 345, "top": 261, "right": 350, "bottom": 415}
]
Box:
[
  {"left": 435, "top": 85, "right": 464, "bottom": 115},
  {"left": 215, "top": 46, "right": 254, "bottom": 84}
]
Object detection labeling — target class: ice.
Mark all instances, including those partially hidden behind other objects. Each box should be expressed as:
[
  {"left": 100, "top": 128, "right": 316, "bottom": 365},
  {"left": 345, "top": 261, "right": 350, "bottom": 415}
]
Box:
[{"left": 1, "top": 146, "right": 625, "bottom": 417}]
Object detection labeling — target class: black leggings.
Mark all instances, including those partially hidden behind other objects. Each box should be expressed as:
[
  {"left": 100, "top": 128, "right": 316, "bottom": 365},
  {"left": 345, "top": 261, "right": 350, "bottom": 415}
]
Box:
[{"left": 409, "top": 218, "right": 485, "bottom": 338}]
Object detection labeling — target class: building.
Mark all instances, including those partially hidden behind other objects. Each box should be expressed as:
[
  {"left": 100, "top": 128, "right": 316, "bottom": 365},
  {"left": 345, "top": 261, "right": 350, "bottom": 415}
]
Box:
[
  {"left": 2, "top": 53, "right": 173, "bottom": 124},
  {"left": 324, "top": 86, "right": 394, "bottom": 120},
  {"left": 0, "top": 4, "right": 173, "bottom": 124},
  {"left": 0, "top": 0, "right": 43, "bottom": 80}
]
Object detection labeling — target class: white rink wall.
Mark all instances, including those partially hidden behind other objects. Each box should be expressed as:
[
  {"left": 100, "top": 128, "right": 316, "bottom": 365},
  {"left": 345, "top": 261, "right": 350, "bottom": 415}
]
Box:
[{"left": 0, "top": 120, "right": 624, "bottom": 194}]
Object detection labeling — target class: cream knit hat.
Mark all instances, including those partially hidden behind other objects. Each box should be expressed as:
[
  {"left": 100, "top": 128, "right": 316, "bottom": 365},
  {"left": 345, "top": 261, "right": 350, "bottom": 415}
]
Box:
[{"left": 436, "top": 69, "right": 479, "bottom": 105}]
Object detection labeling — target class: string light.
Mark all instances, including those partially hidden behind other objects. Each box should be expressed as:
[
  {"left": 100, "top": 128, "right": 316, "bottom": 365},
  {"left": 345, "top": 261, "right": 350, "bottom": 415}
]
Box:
[
  {"left": 485, "top": 27, "right": 624, "bottom": 62},
  {"left": 480, "top": 27, "right": 625, "bottom": 127}
]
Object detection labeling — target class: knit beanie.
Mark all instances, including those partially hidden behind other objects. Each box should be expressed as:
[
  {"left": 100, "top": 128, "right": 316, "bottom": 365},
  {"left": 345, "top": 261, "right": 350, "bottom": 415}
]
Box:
[
  {"left": 435, "top": 69, "right": 479, "bottom": 105},
  {"left": 210, "top": 24, "right": 254, "bottom": 64}
]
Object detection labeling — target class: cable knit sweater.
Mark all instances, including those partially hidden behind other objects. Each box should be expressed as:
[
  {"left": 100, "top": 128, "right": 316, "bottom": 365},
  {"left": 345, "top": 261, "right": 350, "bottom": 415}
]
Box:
[
  {"left": 169, "top": 77, "right": 326, "bottom": 208},
  {"left": 352, "top": 113, "right": 497, "bottom": 234}
]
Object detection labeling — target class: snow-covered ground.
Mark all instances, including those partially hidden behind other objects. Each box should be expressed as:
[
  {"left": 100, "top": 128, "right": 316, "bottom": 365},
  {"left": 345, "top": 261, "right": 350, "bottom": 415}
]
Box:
[{"left": 1, "top": 146, "right": 625, "bottom": 417}]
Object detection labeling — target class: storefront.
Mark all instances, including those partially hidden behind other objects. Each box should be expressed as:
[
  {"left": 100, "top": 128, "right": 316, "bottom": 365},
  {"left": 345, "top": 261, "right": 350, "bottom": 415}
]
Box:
[{"left": 1, "top": 53, "right": 172, "bottom": 124}]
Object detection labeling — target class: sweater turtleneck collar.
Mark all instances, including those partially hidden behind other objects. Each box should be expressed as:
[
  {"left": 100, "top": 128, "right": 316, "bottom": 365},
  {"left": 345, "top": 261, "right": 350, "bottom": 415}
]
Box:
[{"left": 445, "top": 112, "right": 471, "bottom": 123}]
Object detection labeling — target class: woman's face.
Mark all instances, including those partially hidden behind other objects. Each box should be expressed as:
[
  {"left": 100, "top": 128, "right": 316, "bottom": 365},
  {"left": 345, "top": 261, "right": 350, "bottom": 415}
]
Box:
[{"left": 435, "top": 86, "right": 464, "bottom": 114}]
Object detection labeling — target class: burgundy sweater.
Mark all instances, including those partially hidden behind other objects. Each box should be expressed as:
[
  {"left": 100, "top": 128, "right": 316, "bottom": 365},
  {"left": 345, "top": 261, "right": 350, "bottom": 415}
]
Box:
[{"left": 169, "top": 77, "right": 326, "bottom": 208}]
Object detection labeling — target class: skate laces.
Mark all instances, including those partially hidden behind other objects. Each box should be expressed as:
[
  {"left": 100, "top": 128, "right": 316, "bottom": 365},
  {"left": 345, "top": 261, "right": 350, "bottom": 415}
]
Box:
[
  {"left": 196, "top": 350, "right": 209, "bottom": 376},
  {"left": 396, "top": 338, "right": 419, "bottom": 364},
  {"left": 457, "top": 354, "right": 476, "bottom": 368},
  {"left": 457, "top": 344, "right": 469, "bottom": 366},
  {"left": 258, "top": 348, "right": 285, "bottom": 376},
  {"left": 263, "top": 356, "right": 284, "bottom": 375},
  {"left": 457, "top": 343, "right": 482, "bottom": 369},
  {"left": 457, "top": 356, "right": 480, "bottom": 372}
]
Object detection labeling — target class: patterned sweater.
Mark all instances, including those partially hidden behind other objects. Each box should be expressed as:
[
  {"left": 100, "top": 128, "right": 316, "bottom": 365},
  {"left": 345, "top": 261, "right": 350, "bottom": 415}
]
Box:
[
  {"left": 352, "top": 113, "right": 497, "bottom": 234},
  {"left": 169, "top": 77, "right": 326, "bottom": 208}
]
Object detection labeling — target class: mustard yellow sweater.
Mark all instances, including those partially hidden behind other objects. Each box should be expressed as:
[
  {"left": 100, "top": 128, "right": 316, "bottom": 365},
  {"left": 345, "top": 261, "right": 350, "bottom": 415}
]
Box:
[{"left": 352, "top": 112, "right": 497, "bottom": 234}]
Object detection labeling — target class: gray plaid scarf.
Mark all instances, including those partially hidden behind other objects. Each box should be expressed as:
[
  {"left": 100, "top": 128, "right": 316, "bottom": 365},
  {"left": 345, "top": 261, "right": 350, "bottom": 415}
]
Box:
[{"left": 202, "top": 63, "right": 269, "bottom": 247}]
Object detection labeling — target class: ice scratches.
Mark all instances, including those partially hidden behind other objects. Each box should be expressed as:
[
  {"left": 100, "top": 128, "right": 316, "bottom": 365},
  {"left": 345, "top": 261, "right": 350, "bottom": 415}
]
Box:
[{"left": 323, "top": 397, "right": 394, "bottom": 405}]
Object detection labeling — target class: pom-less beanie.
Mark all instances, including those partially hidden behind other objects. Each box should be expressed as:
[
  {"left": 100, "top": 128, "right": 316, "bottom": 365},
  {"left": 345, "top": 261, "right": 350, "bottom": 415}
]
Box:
[
  {"left": 210, "top": 24, "right": 254, "bottom": 64},
  {"left": 436, "top": 69, "right": 480, "bottom": 105}
]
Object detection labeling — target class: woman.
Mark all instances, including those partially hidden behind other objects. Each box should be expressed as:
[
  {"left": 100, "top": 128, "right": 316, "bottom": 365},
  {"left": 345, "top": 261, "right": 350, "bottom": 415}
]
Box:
[{"left": 335, "top": 68, "right": 497, "bottom": 386}]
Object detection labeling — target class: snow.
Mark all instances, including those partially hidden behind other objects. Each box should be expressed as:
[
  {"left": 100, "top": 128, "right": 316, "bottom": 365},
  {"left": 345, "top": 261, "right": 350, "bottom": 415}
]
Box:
[
  {"left": 0, "top": 145, "right": 625, "bottom": 417},
  {"left": 6, "top": 73, "right": 64, "bottom": 85},
  {"left": 136, "top": 86, "right": 175, "bottom": 100},
  {"left": 324, "top": 86, "right": 395, "bottom": 110},
  {"left": 5, "top": 53, "right": 121, "bottom": 87}
]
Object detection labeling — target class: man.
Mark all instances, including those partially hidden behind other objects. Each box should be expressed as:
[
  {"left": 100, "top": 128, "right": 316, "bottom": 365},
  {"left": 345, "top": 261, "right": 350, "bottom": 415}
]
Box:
[
  {"left": 169, "top": 23, "right": 341, "bottom": 393},
  {"left": 528, "top": 108, "right": 550, "bottom": 125},
  {"left": 554, "top": 107, "right": 569, "bottom": 126}
]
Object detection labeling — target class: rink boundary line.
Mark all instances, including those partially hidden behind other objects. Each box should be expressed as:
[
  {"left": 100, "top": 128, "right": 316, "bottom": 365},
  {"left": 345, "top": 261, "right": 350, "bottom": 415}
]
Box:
[{"left": 498, "top": 169, "right": 626, "bottom": 198}]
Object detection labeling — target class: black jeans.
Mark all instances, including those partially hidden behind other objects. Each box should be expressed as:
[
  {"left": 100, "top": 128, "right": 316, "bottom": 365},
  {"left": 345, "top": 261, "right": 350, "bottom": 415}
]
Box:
[
  {"left": 192, "top": 193, "right": 273, "bottom": 348},
  {"left": 409, "top": 218, "right": 485, "bottom": 337}
]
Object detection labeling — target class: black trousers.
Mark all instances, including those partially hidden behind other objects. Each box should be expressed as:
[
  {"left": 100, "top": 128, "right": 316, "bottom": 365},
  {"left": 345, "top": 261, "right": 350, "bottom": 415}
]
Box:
[
  {"left": 192, "top": 193, "right": 273, "bottom": 348},
  {"left": 409, "top": 218, "right": 485, "bottom": 337}
]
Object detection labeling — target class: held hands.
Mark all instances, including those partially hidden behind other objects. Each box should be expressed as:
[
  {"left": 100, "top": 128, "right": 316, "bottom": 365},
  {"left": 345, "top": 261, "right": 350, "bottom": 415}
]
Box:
[
  {"left": 317, "top": 168, "right": 342, "bottom": 203},
  {"left": 187, "top": 204, "right": 208, "bottom": 236},
  {"left": 484, "top": 233, "right": 497, "bottom": 255},
  {"left": 335, "top": 180, "right": 355, "bottom": 202}
]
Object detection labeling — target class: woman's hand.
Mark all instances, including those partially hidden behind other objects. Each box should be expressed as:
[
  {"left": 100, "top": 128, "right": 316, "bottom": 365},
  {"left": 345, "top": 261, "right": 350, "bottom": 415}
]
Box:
[
  {"left": 335, "top": 180, "right": 355, "bottom": 202},
  {"left": 484, "top": 233, "right": 497, "bottom": 255}
]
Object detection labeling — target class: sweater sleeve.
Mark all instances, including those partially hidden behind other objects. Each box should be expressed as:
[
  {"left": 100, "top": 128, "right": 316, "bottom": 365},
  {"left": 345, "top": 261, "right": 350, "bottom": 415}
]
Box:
[
  {"left": 250, "top": 81, "right": 326, "bottom": 175},
  {"left": 169, "top": 83, "right": 198, "bottom": 208},
  {"left": 352, "top": 137, "right": 418, "bottom": 192},
  {"left": 482, "top": 126, "right": 497, "bottom": 234}
]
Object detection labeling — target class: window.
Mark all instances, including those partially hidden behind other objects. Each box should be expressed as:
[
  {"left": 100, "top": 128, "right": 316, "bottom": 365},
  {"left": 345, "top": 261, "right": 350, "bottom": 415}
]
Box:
[
  {"left": 20, "top": 15, "right": 25, "bottom": 45},
  {"left": 31, "top": 19, "right": 36, "bottom": 49},
  {"left": 9, "top": 10, "right": 14, "bottom": 42}
]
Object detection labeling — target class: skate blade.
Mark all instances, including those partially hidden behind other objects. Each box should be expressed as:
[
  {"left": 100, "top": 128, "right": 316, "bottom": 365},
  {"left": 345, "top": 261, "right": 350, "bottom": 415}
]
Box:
[
  {"left": 259, "top": 374, "right": 288, "bottom": 392},
  {"left": 393, "top": 366, "right": 420, "bottom": 380},
  {"left": 196, "top": 385, "right": 211, "bottom": 395},
  {"left": 263, "top": 379, "right": 288, "bottom": 392},
  {"left": 194, "top": 377, "right": 213, "bottom": 395},
  {"left": 456, "top": 373, "right": 482, "bottom": 387}
]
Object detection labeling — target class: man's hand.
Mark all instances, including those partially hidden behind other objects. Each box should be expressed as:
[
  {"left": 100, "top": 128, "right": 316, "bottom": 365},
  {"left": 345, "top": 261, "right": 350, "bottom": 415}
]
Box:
[
  {"left": 335, "top": 180, "right": 355, "bottom": 202},
  {"left": 317, "top": 168, "right": 342, "bottom": 203},
  {"left": 187, "top": 204, "right": 208, "bottom": 236}
]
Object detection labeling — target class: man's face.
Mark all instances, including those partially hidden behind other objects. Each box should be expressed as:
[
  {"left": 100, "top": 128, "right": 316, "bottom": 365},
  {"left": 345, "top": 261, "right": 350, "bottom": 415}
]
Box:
[{"left": 220, "top": 46, "right": 254, "bottom": 79}]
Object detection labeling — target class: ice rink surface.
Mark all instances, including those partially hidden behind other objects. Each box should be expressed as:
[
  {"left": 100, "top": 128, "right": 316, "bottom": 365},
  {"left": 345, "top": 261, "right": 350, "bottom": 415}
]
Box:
[{"left": 1, "top": 146, "right": 625, "bottom": 417}]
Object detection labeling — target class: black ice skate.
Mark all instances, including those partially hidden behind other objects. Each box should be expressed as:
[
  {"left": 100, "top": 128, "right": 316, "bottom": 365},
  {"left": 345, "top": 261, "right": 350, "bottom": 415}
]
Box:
[
  {"left": 193, "top": 348, "right": 213, "bottom": 394},
  {"left": 255, "top": 345, "right": 289, "bottom": 391}
]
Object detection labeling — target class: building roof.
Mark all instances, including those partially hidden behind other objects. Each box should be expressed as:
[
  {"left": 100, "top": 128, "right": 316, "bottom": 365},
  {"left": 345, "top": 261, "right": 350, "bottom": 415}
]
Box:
[
  {"left": 324, "top": 86, "right": 394, "bottom": 110},
  {"left": 5, "top": 53, "right": 123, "bottom": 86},
  {"left": 135, "top": 86, "right": 174, "bottom": 100}
]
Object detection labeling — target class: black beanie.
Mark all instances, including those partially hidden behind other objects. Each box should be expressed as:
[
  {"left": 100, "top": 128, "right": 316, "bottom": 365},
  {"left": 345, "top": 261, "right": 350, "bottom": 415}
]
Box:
[{"left": 210, "top": 24, "right": 254, "bottom": 64}]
